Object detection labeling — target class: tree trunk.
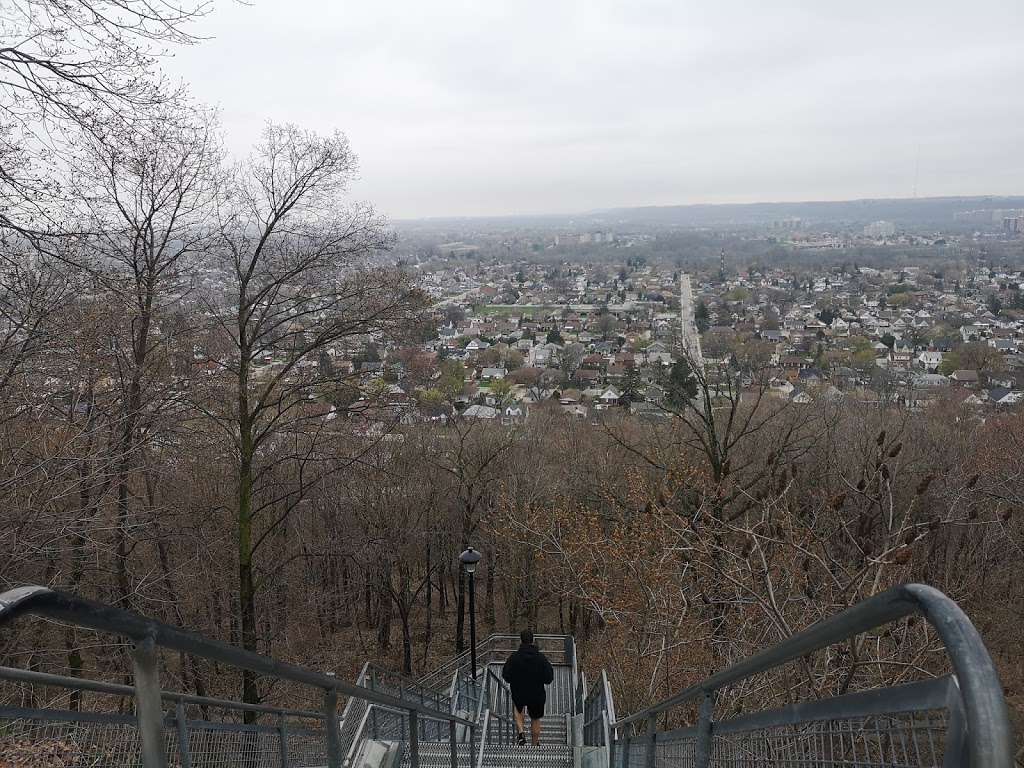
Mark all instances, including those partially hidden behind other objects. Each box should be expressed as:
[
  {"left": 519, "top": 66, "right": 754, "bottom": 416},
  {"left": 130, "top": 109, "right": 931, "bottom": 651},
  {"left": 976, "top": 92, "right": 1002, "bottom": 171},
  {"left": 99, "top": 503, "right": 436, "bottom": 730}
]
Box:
[
  {"left": 237, "top": 375, "right": 259, "bottom": 719},
  {"left": 485, "top": 557, "right": 495, "bottom": 631}
]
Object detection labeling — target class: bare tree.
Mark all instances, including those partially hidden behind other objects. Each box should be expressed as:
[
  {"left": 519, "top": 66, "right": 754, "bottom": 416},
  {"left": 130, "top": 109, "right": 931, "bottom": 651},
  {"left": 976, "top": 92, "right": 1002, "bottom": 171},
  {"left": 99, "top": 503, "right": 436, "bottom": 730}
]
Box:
[
  {"left": 422, "top": 417, "right": 520, "bottom": 653},
  {"left": 0, "top": 241, "right": 81, "bottom": 400},
  {"left": 64, "top": 105, "right": 222, "bottom": 608},
  {"left": 204, "top": 122, "right": 427, "bottom": 711},
  {"left": 0, "top": 0, "right": 210, "bottom": 233}
]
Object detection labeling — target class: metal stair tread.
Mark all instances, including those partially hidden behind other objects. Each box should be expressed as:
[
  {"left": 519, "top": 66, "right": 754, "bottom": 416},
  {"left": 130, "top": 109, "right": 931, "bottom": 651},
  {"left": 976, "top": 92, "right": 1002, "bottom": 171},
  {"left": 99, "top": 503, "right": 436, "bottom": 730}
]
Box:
[{"left": 479, "top": 744, "right": 574, "bottom": 768}]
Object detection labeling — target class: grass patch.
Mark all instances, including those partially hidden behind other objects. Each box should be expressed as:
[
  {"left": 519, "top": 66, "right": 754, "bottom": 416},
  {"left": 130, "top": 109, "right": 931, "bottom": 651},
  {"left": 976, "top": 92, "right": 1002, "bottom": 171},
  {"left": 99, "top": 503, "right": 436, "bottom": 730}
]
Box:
[{"left": 480, "top": 305, "right": 557, "bottom": 316}]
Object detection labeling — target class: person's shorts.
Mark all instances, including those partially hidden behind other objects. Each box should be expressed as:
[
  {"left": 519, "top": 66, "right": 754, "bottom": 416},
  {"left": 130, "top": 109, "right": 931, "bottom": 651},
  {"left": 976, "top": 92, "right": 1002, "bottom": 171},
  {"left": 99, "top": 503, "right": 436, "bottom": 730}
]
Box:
[{"left": 513, "top": 695, "right": 545, "bottom": 719}]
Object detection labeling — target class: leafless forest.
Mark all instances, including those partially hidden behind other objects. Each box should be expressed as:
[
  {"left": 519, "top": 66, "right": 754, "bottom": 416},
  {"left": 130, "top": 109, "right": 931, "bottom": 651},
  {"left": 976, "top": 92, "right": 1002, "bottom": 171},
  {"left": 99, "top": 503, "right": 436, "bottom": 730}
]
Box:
[{"left": 0, "top": 0, "right": 1021, "bottom": 746}]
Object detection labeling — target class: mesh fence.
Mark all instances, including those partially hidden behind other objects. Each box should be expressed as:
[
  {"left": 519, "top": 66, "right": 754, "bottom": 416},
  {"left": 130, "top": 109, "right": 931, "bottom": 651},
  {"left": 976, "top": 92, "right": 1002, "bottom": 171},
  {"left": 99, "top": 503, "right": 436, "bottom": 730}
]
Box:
[
  {"left": 338, "top": 697, "right": 368, "bottom": 760},
  {"left": 183, "top": 727, "right": 275, "bottom": 768},
  {"left": 365, "top": 707, "right": 457, "bottom": 744},
  {"left": 183, "top": 724, "right": 326, "bottom": 768},
  {"left": 367, "top": 668, "right": 452, "bottom": 713},
  {"left": 610, "top": 709, "right": 952, "bottom": 768},
  {"left": 710, "top": 710, "right": 949, "bottom": 767},
  {"left": 654, "top": 737, "right": 698, "bottom": 768},
  {"left": 281, "top": 728, "right": 332, "bottom": 766},
  {"left": 367, "top": 706, "right": 413, "bottom": 742},
  {"left": 0, "top": 711, "right": 330, "bottom": 768},
  {"left": 0, "top": 716, "right": 143, "bottom": 767}
]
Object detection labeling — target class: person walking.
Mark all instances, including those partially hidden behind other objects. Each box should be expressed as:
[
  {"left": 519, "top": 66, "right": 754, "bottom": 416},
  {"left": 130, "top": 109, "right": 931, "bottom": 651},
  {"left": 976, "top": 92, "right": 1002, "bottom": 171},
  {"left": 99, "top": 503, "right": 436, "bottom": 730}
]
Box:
[{"left": 502, "top": 630, "right": 554, "bottom": 746}]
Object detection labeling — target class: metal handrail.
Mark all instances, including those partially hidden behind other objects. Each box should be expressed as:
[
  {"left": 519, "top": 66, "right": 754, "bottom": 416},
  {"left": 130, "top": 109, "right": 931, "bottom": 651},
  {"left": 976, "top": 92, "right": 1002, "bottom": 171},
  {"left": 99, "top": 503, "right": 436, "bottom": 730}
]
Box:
[
  {"left": 0, "top": 666, "right": 324, "bottom": 719},
  {"left": 601, "top": 668, "right": 616, "bottom": 728},
  {"left": 0, "top": 585, "right": 477, "bottom": 768},
  {"left": 419, "top": 634, "right": 573, "bottom": 691},
  {"left": 366, "top": 662, "right": 453, "bottom": 709},
  {"left": 339, "top": 660, "right": 374, "bottom": 763},
  {"left": 484, "top": 668, "right": 516, "bottom": 739},
  {"left": 582, "top": 668, "right": 615, "bottom": 745},
  {"left": 613, "top": 583, "right": 1012, "bottom": 768},
  {"left": 0, "top": 586, "right": 471, "bottom": 726}
]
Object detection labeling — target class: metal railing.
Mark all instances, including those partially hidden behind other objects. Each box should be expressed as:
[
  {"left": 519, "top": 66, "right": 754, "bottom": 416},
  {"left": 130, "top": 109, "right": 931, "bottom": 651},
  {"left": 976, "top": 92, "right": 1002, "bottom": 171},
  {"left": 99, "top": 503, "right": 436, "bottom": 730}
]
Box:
[
  {"left": 0, "top": 665, "right": 330, "bottom": 768},
  {"left": 338, "top": 662, "right": 461, "bottom": 765},
  {"left": 419, "top": 635, "right": 575, "bottom": 692},
  {"left": 0, "top": 585, "right": 476, "bottom": 768},
  {"left": 366, "top": 663, "right": 454, "bottom": 713},
  {"left": 478, "top": 668, "right": 516, "bottom": 748},
  {"left": 595, "top": 583, "right": 1012, "bottom": 768},
  {"left": 460, "top": 667, "right": 520, "bottom": 768},
  {"left": 582, "top": 669, "right": 615, "bottom": 749}
]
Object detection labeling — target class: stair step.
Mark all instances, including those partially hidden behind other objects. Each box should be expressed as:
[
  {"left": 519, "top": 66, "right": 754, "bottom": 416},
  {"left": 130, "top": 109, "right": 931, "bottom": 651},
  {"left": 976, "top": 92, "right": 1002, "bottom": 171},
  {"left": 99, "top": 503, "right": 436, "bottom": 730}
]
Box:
[
  {"left": 481, "top": 744, "right": 573, "bottom": 768},
  {"left": 399, "top": 742, "right": 473, "bottom": 768},
  {"left": 399, "top": 742, "right": 573, "bottom": 768}
]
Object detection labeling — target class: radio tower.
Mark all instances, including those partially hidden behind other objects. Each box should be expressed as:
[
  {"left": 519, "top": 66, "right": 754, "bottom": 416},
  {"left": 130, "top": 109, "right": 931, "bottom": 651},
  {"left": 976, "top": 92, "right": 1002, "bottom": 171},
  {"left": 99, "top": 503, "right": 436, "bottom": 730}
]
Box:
[{"left": 719, "top": 248, "right": 726, "bottom": 282}]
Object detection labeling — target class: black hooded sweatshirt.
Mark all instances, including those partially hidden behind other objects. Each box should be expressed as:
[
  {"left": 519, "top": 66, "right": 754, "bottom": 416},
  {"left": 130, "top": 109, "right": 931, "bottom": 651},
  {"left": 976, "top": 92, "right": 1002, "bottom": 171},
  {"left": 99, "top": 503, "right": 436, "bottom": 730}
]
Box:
[{"left": 502, "top": 643, "right": 554, "bottom": 702}]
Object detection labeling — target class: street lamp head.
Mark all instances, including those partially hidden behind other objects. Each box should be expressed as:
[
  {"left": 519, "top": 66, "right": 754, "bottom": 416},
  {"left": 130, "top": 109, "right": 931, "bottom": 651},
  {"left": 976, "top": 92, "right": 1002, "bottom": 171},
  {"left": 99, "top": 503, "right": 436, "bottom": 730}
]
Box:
[{"left": 459, "top": 546, "right": 482, "bottom": 574}]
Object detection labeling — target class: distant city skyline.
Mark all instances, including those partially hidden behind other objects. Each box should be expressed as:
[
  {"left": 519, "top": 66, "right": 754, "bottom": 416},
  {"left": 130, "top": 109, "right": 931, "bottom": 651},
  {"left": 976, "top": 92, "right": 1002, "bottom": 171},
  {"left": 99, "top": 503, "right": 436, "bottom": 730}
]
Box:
[{"left": 162, "top": 1, "right": 1024, "bottom": 220}]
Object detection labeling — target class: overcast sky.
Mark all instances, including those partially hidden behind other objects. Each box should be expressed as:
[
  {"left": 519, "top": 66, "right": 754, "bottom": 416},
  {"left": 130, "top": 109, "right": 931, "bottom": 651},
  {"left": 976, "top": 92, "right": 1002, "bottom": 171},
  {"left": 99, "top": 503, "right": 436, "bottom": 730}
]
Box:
[{"left": 161, "top": 1, "right": 1024, "bottom": 220}]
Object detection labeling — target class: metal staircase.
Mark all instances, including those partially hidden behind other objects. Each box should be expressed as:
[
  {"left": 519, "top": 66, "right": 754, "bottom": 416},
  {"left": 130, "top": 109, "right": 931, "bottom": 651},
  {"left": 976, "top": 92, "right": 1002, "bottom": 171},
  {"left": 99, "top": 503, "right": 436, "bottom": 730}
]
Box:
[
  {"left": 389, "top": 639, "right": 578, "bottom": 768},
  {"left": 0, "top": 584, "right": 1016, "bottom": 767}
]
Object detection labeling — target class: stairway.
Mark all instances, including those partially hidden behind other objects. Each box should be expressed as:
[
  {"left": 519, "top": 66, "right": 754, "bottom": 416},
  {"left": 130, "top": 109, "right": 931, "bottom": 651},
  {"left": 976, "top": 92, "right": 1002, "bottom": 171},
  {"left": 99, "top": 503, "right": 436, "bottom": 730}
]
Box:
[
  {"left": 397, "top": 732, "right": 572, "bottom": 768},
  {"left": 471, "top": 682, "right": 574, "bottom": 768},
  {"left": 396, "top": 659, "right": 576, "bottom": 768}
]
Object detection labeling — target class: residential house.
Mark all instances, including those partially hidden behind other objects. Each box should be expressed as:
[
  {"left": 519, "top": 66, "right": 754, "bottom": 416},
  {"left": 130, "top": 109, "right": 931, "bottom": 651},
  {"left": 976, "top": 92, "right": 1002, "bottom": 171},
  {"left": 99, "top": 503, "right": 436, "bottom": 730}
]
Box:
[
  {"left": 480, "top": 367, "right": 507, "bottom": 380},
  {"left": 791, "top": 388, "right": 813, "bottom": 404},
  {"left": 644, "top": 384, "right": 665, "bottom": 404},
  {"left": 644, "top": 342, "right": 673, "bottom": 365},
  {"left": 988, "top": 387, "right": 1023, "bottom": 406},
  {"left": 597, "top": 387, "right": 621, "bottom": 408},
  {"left": 462, "top": 404, "right": 499, "bottom": 420},
  {"left": 889, "top": 341, "right": 914, "bottom": 369},
  {"left": 574, "top": 368, "right": 601, "bottom": 388},
  {"left": 502, "top": 404, "right": 527, "bottom": 423},
  {"left": 559, "top": 389, "right": 582, "bottom": 405},
  {"left": 918, "top": 351, "right": 942, "bottom": 372},
  {"left": 949, "top": 370, "right": 980, "bottom": 386}
]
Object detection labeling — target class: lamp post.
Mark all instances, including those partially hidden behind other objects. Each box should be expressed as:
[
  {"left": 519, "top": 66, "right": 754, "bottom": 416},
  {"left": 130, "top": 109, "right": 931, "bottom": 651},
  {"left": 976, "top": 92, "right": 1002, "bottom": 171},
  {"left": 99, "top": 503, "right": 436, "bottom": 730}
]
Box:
[{"left": 459, "top": 546, "right": 482, "bottom": 680}]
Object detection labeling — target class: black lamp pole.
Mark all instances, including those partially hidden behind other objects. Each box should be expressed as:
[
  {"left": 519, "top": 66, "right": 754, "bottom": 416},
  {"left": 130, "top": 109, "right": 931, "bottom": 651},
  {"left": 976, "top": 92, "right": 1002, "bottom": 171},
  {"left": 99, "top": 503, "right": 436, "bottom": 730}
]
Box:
[{"left": 459, "top": 546, "right": 482, "bottom": 680}]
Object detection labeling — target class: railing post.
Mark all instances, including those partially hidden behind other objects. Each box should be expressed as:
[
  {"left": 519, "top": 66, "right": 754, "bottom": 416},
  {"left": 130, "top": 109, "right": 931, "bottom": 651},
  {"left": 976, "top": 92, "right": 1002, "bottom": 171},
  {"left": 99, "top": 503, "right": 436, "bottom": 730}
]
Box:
[
  {"left": 368, "top": 668, "right": 379, "bottom": 738},
  {"left": 644, "top": 714, "right": 656, "bottom": 768},
  {"left": 400, "top": 679, "right": 407, "bottom": 739},
  {"left": 944, "top": 693, "right": 970, "bottom": 768},
  {"left": 174, "top": 700, "right": 192, "bottom": 768},
  {"left": 602, "top": 711, "right": 612, "bottom": 768},
  {"left": 325, "top": 687, "right": 343, "bottom": 768},
  {"left": 409, "top": 710, "right": 420, "bottom": 768},
  {"left": 450, "top": 719, "right": 459, "bottom": 768},
  {"left": 129, "top": 634, "right": 168, "bottom": 768},
  {"left": 278, "top": 712, "right": 290, "bottom": 768},
  {"left": 695, "top": 692, "right": 713, "bottom": 768}
]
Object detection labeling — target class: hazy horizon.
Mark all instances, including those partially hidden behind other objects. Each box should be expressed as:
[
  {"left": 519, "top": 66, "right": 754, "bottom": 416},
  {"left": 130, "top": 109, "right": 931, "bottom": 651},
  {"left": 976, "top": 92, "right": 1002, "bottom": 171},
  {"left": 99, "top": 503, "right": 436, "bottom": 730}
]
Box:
[{"left": 388, "top": 193, "right": 1024, "bottom": 224}]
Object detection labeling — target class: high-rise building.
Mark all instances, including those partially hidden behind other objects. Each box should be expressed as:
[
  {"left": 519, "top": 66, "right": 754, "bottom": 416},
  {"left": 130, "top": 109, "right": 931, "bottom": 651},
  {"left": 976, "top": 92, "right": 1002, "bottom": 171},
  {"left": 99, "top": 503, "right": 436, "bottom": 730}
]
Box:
[{"left": 863, "top": 221, "right": 896, "bottom": 238}]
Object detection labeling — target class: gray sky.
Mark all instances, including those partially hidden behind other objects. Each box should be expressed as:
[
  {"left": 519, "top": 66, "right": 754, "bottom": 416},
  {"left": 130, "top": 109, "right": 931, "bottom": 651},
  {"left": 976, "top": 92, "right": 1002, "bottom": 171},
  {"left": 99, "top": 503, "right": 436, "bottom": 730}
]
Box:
[{"left": 162, "top": 1, "right": 1024, "bottom": 220}]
